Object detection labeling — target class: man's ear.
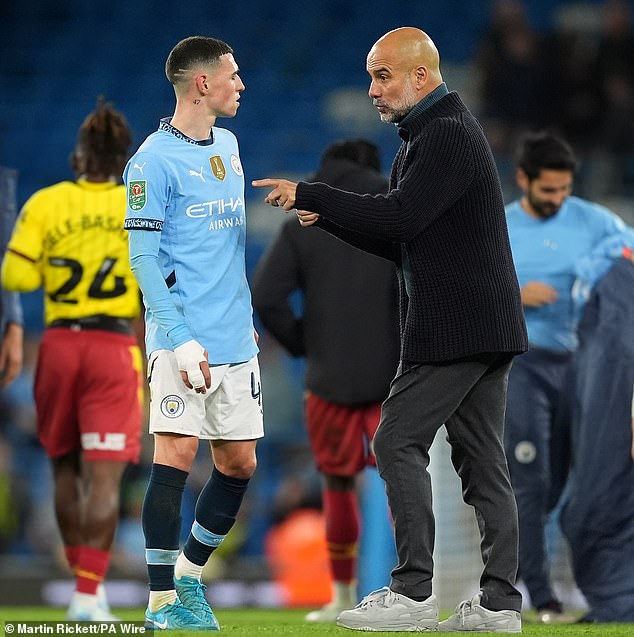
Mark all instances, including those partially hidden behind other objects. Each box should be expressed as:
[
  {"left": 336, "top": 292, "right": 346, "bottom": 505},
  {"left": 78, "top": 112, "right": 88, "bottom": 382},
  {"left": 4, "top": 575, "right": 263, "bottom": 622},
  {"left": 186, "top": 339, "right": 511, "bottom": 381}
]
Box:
[
  {"left": 195, "top": 73, "right": 209, "bottom": 94},
  {"left": 516, "top": 168, "right": 529, "bottom": 191},
  {"left": 415, "top": 65, "right": 428, "bottom": 88}
]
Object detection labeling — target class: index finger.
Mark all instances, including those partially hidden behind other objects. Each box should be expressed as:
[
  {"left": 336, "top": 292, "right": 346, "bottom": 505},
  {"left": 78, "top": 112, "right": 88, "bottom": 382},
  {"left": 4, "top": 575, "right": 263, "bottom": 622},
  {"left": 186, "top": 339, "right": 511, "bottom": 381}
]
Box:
[{"left": 252, "top": 179, "right": 279, "bottom": 188}]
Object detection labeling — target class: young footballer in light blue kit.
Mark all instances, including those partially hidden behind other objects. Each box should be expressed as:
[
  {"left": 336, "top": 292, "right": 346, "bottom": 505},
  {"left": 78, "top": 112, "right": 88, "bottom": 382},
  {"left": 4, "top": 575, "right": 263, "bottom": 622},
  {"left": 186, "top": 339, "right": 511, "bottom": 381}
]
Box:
[
  {"left": 503, "top": 132, "right": 626, "bottom": 625},
  {"left": 124, "top": 36, "right": 262, "bottom": 631}
]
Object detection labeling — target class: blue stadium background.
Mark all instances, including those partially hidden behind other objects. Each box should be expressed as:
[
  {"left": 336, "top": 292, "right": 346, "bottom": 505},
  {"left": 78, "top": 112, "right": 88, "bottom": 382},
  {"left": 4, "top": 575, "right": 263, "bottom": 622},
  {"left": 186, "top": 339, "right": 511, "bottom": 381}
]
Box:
[
  {"left": 1, "top": 0, "right": 592, "bottom": 206},
  {"left": 1, "top": 0, "right": 632, "bottom": 611},
  {"left": 4, "top": 0, "right": 624, "bottom": 329}
]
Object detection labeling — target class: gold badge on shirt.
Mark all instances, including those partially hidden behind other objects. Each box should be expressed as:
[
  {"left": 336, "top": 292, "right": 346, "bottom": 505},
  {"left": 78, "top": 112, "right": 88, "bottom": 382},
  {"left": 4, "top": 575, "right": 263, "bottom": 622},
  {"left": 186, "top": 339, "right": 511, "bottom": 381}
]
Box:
[{"left": 209, "top": 156, "right": 226, "bottom": 181}]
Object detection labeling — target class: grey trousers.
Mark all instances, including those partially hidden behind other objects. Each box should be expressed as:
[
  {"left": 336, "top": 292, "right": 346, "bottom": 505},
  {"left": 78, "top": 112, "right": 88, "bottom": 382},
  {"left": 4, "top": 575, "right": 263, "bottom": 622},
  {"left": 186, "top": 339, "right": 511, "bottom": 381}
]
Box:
[{"left": 373, "top": 353, "right": 522, "bottom": 612}]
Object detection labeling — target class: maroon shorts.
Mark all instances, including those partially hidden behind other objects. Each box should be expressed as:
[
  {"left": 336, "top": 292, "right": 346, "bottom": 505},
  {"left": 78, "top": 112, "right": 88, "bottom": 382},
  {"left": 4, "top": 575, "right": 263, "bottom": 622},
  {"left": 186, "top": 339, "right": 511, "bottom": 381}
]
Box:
[
  {"left": 34, "top": 328, "right": 143, "bottom": 462},
  {"left": 305, "top": 392, "right": 382, "bottom": 477}
]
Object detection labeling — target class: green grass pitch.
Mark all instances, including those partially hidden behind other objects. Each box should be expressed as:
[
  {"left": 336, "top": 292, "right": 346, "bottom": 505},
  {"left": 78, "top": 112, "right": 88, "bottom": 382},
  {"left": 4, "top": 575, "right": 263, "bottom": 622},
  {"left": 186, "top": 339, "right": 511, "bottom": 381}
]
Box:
[{"left": 1, "top": 607, "right": 632, "bottom": 635}]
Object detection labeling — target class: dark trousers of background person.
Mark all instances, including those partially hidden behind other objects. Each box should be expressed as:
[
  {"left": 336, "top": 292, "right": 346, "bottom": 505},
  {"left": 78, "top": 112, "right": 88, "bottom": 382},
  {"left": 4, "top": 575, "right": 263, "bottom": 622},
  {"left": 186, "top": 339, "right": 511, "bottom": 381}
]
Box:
[
  {"left": 560, "top": 258, "right": 634, "bottom": 623},
  {"left": 503, "top": 347, "right": 572, "bottom": 610},
  {"left": 373, "top": 353, "right": 522, "bottom": 613}
]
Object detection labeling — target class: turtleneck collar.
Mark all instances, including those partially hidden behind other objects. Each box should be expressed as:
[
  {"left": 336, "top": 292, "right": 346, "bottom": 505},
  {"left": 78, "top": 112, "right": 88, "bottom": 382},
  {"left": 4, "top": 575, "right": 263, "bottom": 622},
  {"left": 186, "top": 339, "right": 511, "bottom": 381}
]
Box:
[
  {"left": 398, "top": 82, "right": 449, "bottom": 128},
  {"left": 397, "top": 89, "right": 467, "bottom": 141}
]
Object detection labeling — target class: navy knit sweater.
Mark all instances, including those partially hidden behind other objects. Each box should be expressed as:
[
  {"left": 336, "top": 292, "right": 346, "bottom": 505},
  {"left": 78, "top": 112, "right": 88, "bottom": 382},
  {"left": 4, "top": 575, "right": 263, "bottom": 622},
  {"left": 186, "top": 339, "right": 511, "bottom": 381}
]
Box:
[{"left": 295, "top": 92, "right": 528, "bottom": 363}]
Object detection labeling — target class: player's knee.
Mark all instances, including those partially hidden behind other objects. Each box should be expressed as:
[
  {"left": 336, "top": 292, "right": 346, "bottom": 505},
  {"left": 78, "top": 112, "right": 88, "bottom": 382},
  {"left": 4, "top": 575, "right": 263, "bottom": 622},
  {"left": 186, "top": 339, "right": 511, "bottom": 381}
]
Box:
[
  {"left": 154, "top": 435, "right": 198, "bottom": 471},
  {"left": 216, "top": 455, "right": 257, "bottom": 480},
  {"left": 169, "top": 449, "right": 197, "bottom": 471},
  {"left": 85, "top": 492, "right": 120, "bottom": 528}
]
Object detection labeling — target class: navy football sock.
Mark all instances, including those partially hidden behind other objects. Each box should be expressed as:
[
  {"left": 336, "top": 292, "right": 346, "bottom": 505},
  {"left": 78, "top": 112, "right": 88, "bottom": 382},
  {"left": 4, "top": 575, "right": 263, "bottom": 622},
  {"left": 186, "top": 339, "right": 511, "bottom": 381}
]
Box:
[
  {"left": 142, "top": 463, "right": 188, "bottom": 591},
  {"left": 183, "top": 467, "right": 250, "bottom": 566}
]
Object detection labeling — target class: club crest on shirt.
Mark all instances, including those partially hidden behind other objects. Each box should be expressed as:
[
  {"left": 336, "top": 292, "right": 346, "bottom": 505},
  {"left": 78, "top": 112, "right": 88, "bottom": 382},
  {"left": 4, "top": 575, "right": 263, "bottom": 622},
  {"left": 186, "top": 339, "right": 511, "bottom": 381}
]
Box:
[
  {"left": 209, "top": 155, "right": 226, "bottom": 181},
  {"left": 128, "top": 180, "right": 147, "bottom": 211},
  {"left": 514, "top": 441, "right": 536, "bottom": 464},
  {"left": 160, "top": 394, "right": 185, "bottom": 418},
  {"left": 230, "top": 154, "right": 243, "bottom": 176}
]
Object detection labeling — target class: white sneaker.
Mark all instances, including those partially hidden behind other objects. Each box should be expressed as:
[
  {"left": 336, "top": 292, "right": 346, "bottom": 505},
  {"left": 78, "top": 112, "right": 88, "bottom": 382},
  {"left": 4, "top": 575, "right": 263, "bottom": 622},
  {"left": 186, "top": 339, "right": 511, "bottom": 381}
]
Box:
[
  {"left": 337, "top": 586, "right": 439, "bottom": 632},
  {"left": 306, "top": 600, "right": 353, "bottom": 623},
  {"left": 535, "top": 601, "right": 577, "bottom": 624},
  {"left": 67, "top": 591, "right": 121, "bottom": 621},
  {"left": 439, "top": 593, "right": 521, "bottom": 633},
  {"left": 96, "top": 584, "right": 120, "bottom": 619}
]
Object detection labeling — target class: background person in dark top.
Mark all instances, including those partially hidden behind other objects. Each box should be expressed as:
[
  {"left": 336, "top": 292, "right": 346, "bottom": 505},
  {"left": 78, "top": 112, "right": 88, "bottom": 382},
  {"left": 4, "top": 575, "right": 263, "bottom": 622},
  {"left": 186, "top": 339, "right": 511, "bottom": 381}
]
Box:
[
  {"left": 0, "top": 167, "right": 23, "bottom": 388},
  {"left": 252, "top": 139, "right": 399, "bottom": 624},
  {"left": 254, "top": 26, "right": 528, "bottom": 633},
  {"left": 474, "top": 0, "right": 547, "bottom": 153}
]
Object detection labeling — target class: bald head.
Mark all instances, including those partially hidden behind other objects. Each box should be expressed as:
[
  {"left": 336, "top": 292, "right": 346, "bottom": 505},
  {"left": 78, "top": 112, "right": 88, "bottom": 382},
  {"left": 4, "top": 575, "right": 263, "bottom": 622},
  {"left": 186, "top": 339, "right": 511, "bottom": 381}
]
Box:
[
  {"left": 367, "top": 27, "right": 443, "bottom": 123},
  {"left": 371, "top": 28, "right": 441, "bottom": 79}
]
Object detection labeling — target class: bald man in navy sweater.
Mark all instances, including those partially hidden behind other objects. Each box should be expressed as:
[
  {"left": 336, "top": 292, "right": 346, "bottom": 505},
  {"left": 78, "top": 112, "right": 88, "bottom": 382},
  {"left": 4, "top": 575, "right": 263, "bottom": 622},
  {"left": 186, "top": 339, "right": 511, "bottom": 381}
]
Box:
[{"left": 254, "top": 27, "right": 527, "bottom": 633}]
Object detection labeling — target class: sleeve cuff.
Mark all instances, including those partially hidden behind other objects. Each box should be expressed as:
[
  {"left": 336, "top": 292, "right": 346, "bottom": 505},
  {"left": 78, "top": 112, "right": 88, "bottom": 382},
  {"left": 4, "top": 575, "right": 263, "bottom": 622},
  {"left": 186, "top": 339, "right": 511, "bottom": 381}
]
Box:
[{"left": 168, "top": 324, "right": 194, "bottom": 350}]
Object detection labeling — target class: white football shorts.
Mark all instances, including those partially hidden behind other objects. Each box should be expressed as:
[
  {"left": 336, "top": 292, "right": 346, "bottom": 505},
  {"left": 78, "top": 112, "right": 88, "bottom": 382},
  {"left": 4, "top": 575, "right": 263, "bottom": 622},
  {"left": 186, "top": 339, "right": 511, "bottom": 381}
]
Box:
[{"left": 147, "top": 350, "right": 264, "bottom": 440}]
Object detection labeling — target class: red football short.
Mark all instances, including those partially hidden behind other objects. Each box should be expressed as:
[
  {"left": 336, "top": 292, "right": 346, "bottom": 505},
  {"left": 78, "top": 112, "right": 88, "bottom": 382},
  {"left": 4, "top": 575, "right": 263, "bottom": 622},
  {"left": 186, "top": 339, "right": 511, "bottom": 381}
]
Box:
[
  {"left": 305, "top": 392, "right": 382, "bottom": 476},
  {"left": 34, "top": 328, "right": 143, "bottom": 462}
]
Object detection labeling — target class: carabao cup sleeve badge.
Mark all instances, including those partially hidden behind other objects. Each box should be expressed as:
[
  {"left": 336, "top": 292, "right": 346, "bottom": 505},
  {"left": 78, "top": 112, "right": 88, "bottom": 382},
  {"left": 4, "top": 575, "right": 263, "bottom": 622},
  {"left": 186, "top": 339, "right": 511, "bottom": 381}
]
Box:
[{"left": 128, "top": 180, "right": 147, "bottom": 211}]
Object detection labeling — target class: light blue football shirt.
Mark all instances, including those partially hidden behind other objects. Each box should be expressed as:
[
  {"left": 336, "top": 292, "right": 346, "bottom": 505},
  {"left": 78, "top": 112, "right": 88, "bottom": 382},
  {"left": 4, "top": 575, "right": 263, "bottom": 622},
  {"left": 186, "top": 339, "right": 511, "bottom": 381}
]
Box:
[
  {"left": 506, "top": 195, "right": 625, "bottom": 351},
  {"left": 124, "top": 119, "right": 258, "bottom": 364}
]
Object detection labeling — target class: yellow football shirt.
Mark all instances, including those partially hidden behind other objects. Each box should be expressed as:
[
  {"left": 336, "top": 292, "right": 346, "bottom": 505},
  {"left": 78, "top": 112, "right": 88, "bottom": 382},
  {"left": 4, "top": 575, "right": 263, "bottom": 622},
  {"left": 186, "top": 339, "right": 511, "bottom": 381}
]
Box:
[{"left": 2, "top": 180, "right": 140, "bottom": 325}]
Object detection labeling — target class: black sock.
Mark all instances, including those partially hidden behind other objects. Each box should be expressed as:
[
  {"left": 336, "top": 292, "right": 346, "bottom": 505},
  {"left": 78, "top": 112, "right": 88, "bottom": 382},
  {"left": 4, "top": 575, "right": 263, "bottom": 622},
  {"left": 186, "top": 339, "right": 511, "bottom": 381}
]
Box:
[
  {"left": 183, "top": 467, "right": 250, "bottom": 566},
  {"left": 407, "top": 595, "right": 430, "bottom": 602},
  {"left": 142, "top": 463, "right": 188, "bottom": 591}
]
